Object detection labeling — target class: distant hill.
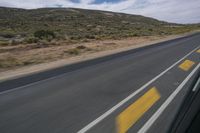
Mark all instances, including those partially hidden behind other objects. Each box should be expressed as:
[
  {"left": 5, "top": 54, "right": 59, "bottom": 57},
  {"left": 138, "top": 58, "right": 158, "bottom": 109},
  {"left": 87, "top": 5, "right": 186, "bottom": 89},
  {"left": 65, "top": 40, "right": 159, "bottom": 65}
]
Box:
[{"left": 0, "top": 7, "right": 199, "bottom": 44}]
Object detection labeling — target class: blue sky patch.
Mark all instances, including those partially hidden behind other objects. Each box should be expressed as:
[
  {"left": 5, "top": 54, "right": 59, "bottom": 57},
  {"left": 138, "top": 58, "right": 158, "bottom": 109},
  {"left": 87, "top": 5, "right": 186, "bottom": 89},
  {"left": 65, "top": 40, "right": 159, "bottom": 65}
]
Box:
[
  {"left": 93, "top": 0, "right": 122, "bottom": 4},
  {"left": 70, "top": 0, "right": 80, "bottom": 3}
]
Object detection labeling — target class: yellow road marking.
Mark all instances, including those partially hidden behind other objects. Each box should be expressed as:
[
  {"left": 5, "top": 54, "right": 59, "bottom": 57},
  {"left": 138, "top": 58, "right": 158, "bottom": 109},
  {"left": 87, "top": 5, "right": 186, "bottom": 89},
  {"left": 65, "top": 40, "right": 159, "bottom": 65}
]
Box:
[
  {"left": 197, "top": 49, "right": 200, "bottom": 53},
  {"left": 116, "top": 87, "right": 160, "bottom": 133},
  {"left": 178, "top": 60, "right": 195, "bottom": 71}
]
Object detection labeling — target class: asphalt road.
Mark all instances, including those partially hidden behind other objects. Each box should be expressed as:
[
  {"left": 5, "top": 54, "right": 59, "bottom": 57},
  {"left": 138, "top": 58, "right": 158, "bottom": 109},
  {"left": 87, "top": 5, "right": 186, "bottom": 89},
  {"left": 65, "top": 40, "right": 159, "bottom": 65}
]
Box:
[{"left": 0, "top": 33, "right": 200, "bottom": 133}]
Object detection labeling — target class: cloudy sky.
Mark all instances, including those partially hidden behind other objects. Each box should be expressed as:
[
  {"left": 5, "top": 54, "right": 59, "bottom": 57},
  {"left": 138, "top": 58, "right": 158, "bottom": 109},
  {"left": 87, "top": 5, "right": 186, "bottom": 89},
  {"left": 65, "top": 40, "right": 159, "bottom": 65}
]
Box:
[{"left": 0, "top": 0, "right": 200, "bottom": 24}]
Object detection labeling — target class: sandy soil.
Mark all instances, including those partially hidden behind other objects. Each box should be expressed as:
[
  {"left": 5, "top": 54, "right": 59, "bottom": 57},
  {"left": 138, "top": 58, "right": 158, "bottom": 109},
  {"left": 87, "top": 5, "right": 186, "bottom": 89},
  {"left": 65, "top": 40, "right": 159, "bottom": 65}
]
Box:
[{"left": 0, "top": 33, "right": 195, "bottom": 82}]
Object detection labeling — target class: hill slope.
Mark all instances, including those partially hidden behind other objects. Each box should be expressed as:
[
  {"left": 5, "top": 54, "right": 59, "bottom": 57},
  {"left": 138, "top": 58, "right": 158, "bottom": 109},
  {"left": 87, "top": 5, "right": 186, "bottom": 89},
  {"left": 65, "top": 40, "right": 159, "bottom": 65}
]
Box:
[
  {"left": 0, "top": 7, "right": 199, "bottom": 71},
  {"left": 0, "top": 7, "right": 199, "bottom": 44}
]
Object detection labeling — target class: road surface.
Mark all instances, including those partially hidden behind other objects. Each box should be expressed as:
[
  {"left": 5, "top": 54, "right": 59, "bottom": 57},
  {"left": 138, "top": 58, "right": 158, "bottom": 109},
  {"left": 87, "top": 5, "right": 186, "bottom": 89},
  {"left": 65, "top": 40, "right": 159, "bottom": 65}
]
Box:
[{"left": 0, "top": 33, "right": 200, "bottom": 133}]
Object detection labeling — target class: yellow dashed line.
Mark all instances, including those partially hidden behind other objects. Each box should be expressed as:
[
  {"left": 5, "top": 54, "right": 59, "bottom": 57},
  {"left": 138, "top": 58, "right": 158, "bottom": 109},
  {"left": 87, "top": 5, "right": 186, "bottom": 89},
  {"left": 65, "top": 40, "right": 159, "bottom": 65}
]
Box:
[
  {"left": 178, "top": 60, "right": 195, "bottom": 71},
  {"left": 197, "top": 49, "right": 200, "bottom": 53},
  {"left": 116, "top": 87, "right": 160, "bottom": 133}
]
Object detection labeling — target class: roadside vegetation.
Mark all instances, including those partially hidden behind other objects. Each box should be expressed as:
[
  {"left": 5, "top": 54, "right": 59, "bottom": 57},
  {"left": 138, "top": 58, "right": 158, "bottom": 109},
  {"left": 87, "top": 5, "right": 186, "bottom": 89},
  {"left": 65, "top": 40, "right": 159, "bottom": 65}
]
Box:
[{"left": 0, "top": 7, "right": 200, "bottom": 71}]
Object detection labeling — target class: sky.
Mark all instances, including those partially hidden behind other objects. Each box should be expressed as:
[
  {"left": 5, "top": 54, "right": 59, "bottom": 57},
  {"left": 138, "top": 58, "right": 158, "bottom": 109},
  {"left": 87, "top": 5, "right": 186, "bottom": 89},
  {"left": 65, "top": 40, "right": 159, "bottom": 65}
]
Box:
[{"left": 0, "top": 0, "right": 200, "bottom": 24}]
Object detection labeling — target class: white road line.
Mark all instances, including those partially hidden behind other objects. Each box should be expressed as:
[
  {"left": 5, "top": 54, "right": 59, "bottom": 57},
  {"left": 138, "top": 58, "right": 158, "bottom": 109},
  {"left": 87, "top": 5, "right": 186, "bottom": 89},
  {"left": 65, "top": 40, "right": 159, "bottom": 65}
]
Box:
[
  {"left": 77, "top": 46, "right": 200, "bottom": 133},
  {"left": 192, "top": 77, "right": 200, "bottom": 92},
  {"left": 0, "top": 46, "right": 199, "bottom": 97},
  {"left": 138, "top": 63, "right": 200, "bottom": 133}
]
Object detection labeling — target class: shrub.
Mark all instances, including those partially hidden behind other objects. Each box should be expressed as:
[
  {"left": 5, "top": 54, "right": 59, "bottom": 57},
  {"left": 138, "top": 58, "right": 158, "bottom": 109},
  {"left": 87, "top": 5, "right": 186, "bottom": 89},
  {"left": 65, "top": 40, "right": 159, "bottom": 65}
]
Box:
[
  {"left": 76, "top": 45, "right": 86, "bottom": 49},
  {"left": 25, "top": 37, "right": 39, "bottom": 44},
  {"left": 70, "top": 35, "right": 82, "bottom": 40},
  {"left": 1, "top": 33, "right": 15, "bottom": 38},
  {"left": 81, "top": 39, "right": 89, "bottom": 42},
  {"left": 0, "top": 56, "right": 22, "bottom": 68},
  {"left": 85, "top": 35, "right": 95, "bottom": 39},
  {"left": 70, "top": 36, "right": 75, "bottom": 40},
  {"left": 132, "top": 33, "right": 139, "bottom": 37},
  {"left": 67, "top": 48, "right": 79, "bottom": 55},
  {"left": 0, "top": 40, "right": 9, "bottom": 46},
  {"left": 34, "top": 30, "right": 55, "bottom": 40},
  {"left": 148, "top": 28, "right": 153, "bottom": 31},
  {"left": 11, "top": 40, "right": 21, "bottom": 45}
]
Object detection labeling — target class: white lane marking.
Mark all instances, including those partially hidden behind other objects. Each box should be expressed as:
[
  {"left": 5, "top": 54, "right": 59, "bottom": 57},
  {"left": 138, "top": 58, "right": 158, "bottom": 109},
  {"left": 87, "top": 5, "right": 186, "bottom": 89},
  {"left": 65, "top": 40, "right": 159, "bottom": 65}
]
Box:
[
  {"left": 77, "top": 46, "right": 200, "bottom": 133},
  {"left": 0, "top": 44, "right": 199, "bottom": 96},
  {"left": 138, "top": 63, "right": 200, "bottom": 133},
  {"left": 192, "top": 77, "right": 200, "bottom": 92}
]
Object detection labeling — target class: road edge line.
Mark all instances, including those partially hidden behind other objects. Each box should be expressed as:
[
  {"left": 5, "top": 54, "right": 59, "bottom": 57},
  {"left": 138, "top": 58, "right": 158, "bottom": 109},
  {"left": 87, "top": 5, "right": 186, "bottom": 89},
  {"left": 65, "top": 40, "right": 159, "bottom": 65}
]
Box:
[{"left": 138, "top": 63, "right": 200, "bottom": 133}]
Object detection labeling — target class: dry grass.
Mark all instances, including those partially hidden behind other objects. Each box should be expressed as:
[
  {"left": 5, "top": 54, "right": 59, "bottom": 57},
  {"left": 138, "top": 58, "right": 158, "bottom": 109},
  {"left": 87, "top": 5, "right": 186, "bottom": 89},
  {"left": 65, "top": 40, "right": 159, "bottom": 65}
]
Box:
[{"left": 0, "top": 34, "right": 192, "bottom": 72}]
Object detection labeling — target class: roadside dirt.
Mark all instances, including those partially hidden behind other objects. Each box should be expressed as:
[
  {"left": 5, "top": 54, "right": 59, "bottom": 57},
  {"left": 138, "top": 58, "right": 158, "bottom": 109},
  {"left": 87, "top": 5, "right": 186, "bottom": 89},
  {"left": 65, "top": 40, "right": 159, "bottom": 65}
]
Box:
[{"left": 0, "top": 33, "right": 195, "bottom": 81}]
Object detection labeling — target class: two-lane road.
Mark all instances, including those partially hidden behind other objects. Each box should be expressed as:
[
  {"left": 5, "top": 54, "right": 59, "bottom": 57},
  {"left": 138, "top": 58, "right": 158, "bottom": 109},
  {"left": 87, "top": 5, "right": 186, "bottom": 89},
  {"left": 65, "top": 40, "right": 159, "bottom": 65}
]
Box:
[{"left": 0, "top": 33, "right": 200, "bottom": 133}]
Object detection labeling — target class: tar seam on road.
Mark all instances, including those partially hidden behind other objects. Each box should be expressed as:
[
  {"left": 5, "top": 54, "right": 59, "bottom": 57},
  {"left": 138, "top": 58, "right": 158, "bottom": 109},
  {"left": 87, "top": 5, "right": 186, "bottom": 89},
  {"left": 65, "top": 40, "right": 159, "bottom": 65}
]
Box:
[
  {"left": 138, "top": 63, "right": 200, "bottom": 133},
  {"left": 77, "top": 46, "right": 200, "bottom": 133}
]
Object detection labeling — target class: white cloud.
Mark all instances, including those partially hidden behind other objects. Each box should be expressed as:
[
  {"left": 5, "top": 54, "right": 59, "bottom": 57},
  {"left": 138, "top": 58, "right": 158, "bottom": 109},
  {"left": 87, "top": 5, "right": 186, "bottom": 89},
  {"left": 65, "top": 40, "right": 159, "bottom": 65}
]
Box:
[
  {"left": 79, "top": 0, "right": 95, "bottom": 4},
  {"left": 0, "top": 0, "right": 199, "bottom": 24},
  {"left": 129, "top": 0, "right": 200, "bottom": 23}
]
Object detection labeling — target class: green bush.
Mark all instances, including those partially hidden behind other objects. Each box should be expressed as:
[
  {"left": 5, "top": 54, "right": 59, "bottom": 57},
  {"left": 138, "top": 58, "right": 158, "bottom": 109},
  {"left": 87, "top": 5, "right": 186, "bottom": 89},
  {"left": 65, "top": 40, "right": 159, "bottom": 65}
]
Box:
[
  {"left": 0, "top": 40, "right": 9, "bottom": 46},
  {"left": 11, "top": 40, "right": 21, "bottom": 45},
  {"left": 70, "top": 35, "right": 82, "bottom": 40},
  {"left": 85, "top": 35, "right": 95, "bottom": 39},
  {"left": 25, "top": 37, "right": 39, "bottom": 43},
  {"left": 148, "top": 28, "right": 153, "bottom": 31},
  {"left": 34, "top": 30, "right": 55, "bottom": 40},
  {"left": 1, "top": 33, "right": 15, "bottom": 38}
]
